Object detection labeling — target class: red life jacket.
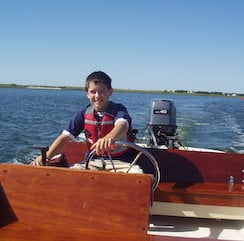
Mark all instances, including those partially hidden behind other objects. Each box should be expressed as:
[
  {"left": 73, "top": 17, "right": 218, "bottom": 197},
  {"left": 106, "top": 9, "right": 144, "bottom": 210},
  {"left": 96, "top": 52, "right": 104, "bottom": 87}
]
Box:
[{"left": 84, "top": 105, "right": 133, "bottom": 157}]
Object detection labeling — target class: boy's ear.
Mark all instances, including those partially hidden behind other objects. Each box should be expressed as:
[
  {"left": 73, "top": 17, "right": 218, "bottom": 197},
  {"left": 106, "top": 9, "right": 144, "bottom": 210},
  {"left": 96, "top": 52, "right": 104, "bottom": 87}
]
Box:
[{"left": 109, "top": 88, "right": 113, "bottom": 96}]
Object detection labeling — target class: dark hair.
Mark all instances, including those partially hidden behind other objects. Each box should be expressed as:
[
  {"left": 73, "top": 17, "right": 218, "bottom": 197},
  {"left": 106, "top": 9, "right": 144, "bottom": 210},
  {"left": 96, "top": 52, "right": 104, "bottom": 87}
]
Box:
[{"left": 85, "top": 71, "right": 112, "bottom": 92}]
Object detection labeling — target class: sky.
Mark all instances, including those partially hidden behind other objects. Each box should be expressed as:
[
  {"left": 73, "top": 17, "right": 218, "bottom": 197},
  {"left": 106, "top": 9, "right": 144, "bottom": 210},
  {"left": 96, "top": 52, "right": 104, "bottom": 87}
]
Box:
[{"left": 0, "top": 0, "right": 244, "bottom": 93}]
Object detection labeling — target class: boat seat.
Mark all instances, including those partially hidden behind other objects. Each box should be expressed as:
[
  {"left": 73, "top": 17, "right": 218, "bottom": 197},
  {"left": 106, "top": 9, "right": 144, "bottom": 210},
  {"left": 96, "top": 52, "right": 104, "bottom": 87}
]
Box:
[
  {"left": 0, "top": 164, "right": 152, "bottom": 241},
  {"left": 154, "top": 182, "right": 244, "bottom": 207}
]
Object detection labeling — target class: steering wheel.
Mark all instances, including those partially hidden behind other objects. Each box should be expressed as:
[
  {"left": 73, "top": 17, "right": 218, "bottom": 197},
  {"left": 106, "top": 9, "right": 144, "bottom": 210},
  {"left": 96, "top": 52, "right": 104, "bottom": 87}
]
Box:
[{"left": 85, "top": 141, "right": 160, "bottom": 191}]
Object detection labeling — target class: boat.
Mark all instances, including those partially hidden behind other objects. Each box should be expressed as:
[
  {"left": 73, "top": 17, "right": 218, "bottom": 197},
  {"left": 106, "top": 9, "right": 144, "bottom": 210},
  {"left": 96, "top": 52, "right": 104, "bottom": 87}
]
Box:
[{"left": 0, "top": 99, "right": 243, "bottom": 240}]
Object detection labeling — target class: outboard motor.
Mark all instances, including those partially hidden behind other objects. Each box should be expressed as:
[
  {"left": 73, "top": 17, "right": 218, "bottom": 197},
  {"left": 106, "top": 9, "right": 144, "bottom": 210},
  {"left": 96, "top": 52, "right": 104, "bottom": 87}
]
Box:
[{"left": 147, "top": 99, "right": 177, "bottom": 148}]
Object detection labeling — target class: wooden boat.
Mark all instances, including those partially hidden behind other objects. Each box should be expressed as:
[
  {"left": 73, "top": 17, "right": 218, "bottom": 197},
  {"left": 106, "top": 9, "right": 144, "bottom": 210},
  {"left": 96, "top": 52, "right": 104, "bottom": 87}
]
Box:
[
  {"left": 0, "top": 141, "right": 243, "bottom": 241},
  {"left": 1, "top": 99, "right": 243, "bottom": 240}
]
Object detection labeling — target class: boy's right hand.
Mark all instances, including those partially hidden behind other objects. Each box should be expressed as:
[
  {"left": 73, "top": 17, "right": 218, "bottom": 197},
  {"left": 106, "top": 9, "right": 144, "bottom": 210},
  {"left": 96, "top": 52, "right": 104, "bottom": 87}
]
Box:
[
  {"left": 91, "top": 137, "right": 115, "bottom": 156},
  {"left": 30, "top": 156, "right": 44, "bottom": 166}
]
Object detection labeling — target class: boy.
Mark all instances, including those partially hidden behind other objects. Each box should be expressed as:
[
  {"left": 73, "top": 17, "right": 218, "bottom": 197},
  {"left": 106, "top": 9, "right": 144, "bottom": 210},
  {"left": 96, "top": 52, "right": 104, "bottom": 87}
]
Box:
[{"left": 31, "top": 71, "right": 134, "bottom": 166}]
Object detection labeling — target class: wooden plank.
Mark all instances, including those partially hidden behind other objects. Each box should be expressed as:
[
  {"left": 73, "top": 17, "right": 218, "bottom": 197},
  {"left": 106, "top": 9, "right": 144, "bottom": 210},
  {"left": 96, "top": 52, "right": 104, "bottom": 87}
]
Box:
[{"left": 0, "top": 164, "right": 152, "bottom": 238}]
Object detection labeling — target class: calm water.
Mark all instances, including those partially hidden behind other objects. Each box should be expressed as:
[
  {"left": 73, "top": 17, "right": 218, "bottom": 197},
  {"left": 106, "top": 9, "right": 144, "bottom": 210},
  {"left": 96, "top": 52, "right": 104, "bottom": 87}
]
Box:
[{"left": 0, "top": 87, "right": 243, "bottom": 164}]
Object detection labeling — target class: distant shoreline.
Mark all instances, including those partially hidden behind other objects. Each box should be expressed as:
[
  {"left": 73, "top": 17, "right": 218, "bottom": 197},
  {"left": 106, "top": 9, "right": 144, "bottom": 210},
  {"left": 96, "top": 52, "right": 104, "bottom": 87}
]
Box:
[{"left": 0, "top": 83, "right": 243, "bottom": 98}]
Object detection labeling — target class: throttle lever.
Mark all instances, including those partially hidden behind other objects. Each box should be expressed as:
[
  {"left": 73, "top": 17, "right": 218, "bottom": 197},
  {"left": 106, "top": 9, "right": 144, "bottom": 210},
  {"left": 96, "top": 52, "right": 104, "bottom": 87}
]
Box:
[{"left": 33, "top": 145, "right": 49, "bottom": 165}]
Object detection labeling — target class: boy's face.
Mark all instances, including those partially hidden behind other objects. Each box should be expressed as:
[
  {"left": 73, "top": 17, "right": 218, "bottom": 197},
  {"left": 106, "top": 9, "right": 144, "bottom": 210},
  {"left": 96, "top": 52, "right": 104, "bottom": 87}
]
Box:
[{"left": 86, "top": 81, "right": 113, "bottom": 112}]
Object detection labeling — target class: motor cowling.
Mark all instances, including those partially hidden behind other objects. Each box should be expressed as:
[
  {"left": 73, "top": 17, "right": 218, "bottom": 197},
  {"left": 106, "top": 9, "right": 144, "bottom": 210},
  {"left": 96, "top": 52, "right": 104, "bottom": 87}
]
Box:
[{"left": 147, "top": 99, "right": 177, "bottom": 147}]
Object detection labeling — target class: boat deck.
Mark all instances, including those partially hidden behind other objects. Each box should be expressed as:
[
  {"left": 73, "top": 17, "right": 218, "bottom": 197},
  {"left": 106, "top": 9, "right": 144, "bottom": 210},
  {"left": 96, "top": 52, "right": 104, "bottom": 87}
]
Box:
[{"left": 149, "top": 216, "right": 244, "bottom": 241}]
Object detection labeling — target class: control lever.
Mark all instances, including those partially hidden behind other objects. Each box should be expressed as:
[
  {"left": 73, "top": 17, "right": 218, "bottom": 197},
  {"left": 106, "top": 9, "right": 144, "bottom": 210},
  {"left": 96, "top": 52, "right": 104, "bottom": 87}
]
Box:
[{"left": 33, "top": 145, "right": 49, "bottom": 165}]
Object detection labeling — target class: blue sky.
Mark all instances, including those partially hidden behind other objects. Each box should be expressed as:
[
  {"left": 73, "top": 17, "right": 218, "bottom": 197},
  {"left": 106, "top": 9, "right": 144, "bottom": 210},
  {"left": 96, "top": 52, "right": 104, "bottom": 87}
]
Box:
[{"left": 1, "top": 0, "right": 243, "bottom": 93}]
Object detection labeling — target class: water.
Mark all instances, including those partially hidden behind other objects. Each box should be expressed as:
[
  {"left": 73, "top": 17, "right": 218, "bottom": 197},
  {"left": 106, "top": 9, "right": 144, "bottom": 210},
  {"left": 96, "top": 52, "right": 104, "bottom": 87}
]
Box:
[{"left": 0, "top": 87, "right": 243, "bottom": 164}]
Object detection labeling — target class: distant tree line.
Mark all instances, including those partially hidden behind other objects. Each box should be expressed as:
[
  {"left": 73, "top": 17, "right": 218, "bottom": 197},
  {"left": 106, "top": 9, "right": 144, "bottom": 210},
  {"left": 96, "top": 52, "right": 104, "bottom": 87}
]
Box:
[
  {"left": 170, "top": 89, "right": 243, "bottom": 97},
  {"left": 0, "top": 84, "right": 243, "bottom": 97}
]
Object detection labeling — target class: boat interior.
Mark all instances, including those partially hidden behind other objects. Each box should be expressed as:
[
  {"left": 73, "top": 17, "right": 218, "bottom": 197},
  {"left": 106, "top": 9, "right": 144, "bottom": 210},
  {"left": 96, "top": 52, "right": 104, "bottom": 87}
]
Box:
[{"left": 0, "top": 162, "right": 243, "bottom": 241}]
